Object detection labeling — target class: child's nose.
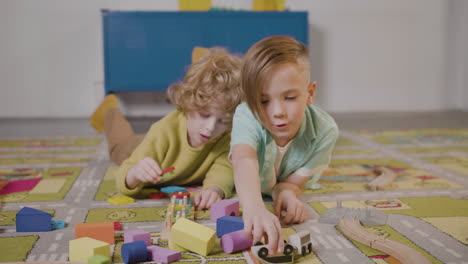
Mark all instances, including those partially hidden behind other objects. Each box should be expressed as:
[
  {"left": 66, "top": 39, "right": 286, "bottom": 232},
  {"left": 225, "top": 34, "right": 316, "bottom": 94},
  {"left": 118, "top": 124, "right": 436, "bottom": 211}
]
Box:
[
  {"left": 205, "top": 117, "right": 217, "bottom": 133},
  {"left": 271, "top": 101, "right": 286, "bottom": 117}
]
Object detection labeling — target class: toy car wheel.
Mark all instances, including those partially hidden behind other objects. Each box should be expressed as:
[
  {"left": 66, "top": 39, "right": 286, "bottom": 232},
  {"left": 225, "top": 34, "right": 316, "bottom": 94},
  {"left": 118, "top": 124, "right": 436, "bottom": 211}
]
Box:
[
  {"left": 308, "top": 243, "right": 312, "bottom": 253},
  {"left": 302, "top": 246, "right": 307, "bottom": 256},
  {"left": 255, "top": 242, "right": 264, "bottom": 246},
  {"left": 284, "top": 244, "right": 294, "bottom": 256},
  {"left": 258, "top": 247, "right": 269, "bottom": 258}
]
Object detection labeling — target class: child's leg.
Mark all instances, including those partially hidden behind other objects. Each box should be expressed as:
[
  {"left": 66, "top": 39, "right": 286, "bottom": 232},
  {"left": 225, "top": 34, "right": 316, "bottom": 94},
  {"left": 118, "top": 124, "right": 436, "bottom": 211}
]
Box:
[
  {"left": 104, "top": 108, "right": 145, "bottom": 165},
  {"left": 90, "top": 94, "right": 119, "bottom": 133}
]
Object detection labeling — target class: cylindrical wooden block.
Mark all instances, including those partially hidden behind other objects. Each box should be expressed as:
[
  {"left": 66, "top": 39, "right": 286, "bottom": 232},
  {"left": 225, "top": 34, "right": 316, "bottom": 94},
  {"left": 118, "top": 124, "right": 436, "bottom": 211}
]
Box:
[
  {"left": 221, "top": 230, "right": 252, "bottom": 254},
  {"left": 121, "top": 241, "right": 148, "bottom": 264}
]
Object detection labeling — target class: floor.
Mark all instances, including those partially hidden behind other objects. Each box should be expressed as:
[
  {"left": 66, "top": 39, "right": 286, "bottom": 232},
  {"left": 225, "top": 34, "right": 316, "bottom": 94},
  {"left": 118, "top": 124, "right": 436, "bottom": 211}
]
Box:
[{"left": 1, "top": 110, "right": 467, "bottom": 138}]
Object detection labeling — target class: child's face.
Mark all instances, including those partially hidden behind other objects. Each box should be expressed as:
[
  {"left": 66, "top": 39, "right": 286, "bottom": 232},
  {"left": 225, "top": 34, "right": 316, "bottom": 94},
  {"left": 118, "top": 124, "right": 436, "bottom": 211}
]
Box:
[
  {"left": 261, "top": 63, "right": 315, "bottom": 147},
  {"left": 186, "top": 108, "right": 230, "bottom": 148}
]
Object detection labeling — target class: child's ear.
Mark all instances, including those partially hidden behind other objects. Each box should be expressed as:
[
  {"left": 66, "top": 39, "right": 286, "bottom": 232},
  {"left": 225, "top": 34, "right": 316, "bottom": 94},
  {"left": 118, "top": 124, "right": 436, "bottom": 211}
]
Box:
[{"left": 306, "top": 82, "right": 317, "bottom": 104}]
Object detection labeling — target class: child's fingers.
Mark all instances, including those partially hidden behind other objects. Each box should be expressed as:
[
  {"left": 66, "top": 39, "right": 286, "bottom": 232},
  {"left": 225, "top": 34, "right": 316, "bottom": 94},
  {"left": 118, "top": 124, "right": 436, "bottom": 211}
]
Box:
[
  {"left": 282, "top": 205, "right": 295, "bottom": 224},
  {"left": 193, "top": 192, "right": 202, "bottom": 206},
  {"left": 143, "top": 157, "right": 162, "bottom": 175},
  {"left": 263, "top": 220, "right": 281, "bottom": 255},
  {"left": 252, "top": 219, "right": 265, "bottom": 246},
  {"left": 244, "top": 218, "right": 254, "bottom": 241},
  {"left": 274, "top": 199, "right": 283, "bottom": 218},
  {"left": 205, "top": 192, "right": 220, "bottom": 209},
  {"left": 196, "top": 192, "right": 208, "bottom": 210}
]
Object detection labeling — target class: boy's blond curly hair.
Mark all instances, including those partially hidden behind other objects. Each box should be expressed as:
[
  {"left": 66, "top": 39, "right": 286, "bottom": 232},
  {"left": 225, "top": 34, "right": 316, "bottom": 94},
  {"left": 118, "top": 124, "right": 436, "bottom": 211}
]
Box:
[{"left": 167, "top": 48, "right": 243, "bottom": 121}]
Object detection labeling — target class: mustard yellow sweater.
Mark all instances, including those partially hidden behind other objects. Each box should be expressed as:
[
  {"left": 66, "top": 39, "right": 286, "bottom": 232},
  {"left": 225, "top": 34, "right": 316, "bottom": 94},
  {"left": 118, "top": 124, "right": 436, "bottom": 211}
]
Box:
[{"left": 116, "top": 110, "right": 234, "bottom": 198}]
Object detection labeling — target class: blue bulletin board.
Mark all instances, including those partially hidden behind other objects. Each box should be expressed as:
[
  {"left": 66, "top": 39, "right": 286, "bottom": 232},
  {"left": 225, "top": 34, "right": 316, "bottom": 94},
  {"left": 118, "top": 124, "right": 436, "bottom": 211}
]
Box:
[{"left": 102, "top": 11, "right": 308, "bottom": 94}]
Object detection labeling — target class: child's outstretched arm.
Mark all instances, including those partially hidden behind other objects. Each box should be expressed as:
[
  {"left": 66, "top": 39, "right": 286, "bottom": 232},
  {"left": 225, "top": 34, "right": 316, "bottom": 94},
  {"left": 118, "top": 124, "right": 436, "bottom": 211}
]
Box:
[{"left": 231, "top": 144, "right": 284, "bottom": 256}]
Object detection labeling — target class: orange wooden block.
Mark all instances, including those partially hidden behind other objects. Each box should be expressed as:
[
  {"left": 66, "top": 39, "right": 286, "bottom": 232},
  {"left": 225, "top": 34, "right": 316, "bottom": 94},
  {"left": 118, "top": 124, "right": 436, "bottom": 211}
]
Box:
[{"left": 75, "top": 222, "right": 115, "bottom": 244}]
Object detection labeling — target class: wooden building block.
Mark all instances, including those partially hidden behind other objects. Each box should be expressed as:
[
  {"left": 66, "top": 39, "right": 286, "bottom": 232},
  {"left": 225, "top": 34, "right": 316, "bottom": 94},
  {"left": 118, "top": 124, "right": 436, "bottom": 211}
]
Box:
[
  {"left": 121, "top": 241, "right": 148, "bottom": 264},
  {"left": 147, "top": 245, "right": 182, "bottom": 263},
  {"left": 16, "top": 207, "right": 52, "bottom": 232},
  {"left": 171, "top": 218, "right": 216, "bottom": 256},
  {"left": 75, "top": 222, "right": 115, "bottom": 244},
  {"left": 124, "top": 230, "right": 151, "bottom": 246},
  {"left": 69, "top": 237, "right": 110, "bottom": 263},
  {"left": 210, "top": 199, "right": 239, "bottom": 221},
  {"left": 216, "top": 215, "right": 244, "bottom": 238},
  {"left": 88, "top": 255, "right": 111, "bottom": 264}
]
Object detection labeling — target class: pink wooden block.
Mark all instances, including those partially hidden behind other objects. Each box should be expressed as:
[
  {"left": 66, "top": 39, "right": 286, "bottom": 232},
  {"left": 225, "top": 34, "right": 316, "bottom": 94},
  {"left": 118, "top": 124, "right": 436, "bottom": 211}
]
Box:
[
  {"left": 147, "top": 245, "right": 181, "bottom": 263},
  {"left": 210, "top": 199, "right": 239, "bottom": 221},
  {"left": 124, "top": 230, "right": 151, "bottom": 246},
  {"left": 221, "top": 230, "right": 252, "bottom": 253}
]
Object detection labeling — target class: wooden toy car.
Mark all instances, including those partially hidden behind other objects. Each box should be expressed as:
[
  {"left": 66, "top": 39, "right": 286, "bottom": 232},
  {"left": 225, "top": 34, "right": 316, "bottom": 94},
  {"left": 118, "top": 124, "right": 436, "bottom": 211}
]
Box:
[
  {"left": 251, "top": 242, "right": 296, "bottom": 264},
  {"left": 288, "top": 230, "right": 313, "bottom": 256}
]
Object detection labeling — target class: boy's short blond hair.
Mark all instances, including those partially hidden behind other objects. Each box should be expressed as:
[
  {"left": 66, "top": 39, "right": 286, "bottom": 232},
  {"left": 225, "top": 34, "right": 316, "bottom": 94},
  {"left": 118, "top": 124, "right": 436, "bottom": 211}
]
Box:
[
  {"left": 167, "top": 48, "right": 243, "bottom": 120},
  {"left": 241, "top": 35, "right": 310, "bottom": 122}
]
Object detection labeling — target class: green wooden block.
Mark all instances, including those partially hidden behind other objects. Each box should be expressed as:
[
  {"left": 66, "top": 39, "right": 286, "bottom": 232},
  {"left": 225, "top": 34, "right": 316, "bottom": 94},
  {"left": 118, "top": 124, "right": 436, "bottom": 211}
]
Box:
[{"left": 87, "top": 255, "right": 110, "bottom": 264}]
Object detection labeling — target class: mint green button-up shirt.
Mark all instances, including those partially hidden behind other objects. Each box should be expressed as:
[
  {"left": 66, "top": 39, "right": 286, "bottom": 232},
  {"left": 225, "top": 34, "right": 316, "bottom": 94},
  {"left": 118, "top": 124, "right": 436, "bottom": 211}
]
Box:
[{"left": 230, "top": 103, "right": 339, "bottom": 195}]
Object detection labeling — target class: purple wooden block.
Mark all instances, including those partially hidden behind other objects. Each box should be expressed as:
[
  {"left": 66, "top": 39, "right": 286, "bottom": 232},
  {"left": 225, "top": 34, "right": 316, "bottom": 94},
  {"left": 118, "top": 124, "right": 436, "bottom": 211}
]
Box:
[
  {"left": 221, "top": 229, "right": 252, "bottom": 254},
  {"left": 210, "top": 199, "right": 239, "bottom": 221},
  {"left": 147, "top": 245, "right": 182, "bottom": 263},
  {"left": 124, "top": 230, "right": 151, "bottom": 246}
]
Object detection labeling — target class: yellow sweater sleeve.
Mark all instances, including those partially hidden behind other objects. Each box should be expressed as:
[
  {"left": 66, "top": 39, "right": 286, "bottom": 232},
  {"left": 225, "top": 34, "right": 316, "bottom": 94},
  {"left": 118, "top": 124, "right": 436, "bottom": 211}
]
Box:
[{"left": 116, "top": 110, "right": 234, "bottom": 198}]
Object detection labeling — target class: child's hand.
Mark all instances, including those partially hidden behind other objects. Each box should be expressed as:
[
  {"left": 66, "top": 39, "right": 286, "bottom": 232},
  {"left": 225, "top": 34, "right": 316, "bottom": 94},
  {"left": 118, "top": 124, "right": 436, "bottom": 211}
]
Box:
[
  {"left": 274, "top": 190, "right": 307, "bottom": 225},
  {"left": 126, "top": 157, "right": 163, "bottom": 189},
  {"left": 243, "top": 207, "right": 284, "bottom": 255},
  {"left": 194, "top": 187, "right": 222, "bottom": 210}
]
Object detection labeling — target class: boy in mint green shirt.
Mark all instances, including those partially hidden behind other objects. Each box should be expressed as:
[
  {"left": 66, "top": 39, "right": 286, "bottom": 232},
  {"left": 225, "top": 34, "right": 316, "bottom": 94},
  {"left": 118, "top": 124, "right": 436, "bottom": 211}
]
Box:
[{"left": 230, "top": 35, "right": 338, "bottom": 255}]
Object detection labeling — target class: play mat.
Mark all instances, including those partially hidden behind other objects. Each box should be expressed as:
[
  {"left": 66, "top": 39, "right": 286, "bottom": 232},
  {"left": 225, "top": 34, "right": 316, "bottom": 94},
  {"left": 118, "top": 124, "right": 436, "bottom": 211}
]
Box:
[{"left": 1, "top": 129, "right": 468, "bottom": 263}]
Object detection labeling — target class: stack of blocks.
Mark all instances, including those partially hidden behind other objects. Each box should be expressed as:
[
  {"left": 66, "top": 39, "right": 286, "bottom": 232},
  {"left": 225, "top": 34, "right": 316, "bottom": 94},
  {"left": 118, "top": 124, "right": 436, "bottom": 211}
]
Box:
[{"left": 69, "top": 222, "right": 115, "bottom": 263}]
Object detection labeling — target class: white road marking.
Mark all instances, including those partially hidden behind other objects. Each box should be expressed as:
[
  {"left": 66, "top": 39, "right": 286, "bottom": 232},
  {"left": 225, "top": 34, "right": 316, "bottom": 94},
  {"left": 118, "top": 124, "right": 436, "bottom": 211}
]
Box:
[
  {"left": 336, "top": 253, "right": 350, "bottom": 262},
  {"left": 27, "top": 255, "right": 37, "bottom": 261},
  {"left": 326, "top": 235, "right": 343, "bottom": 249},
  {"left": 315, "top": 235, "right": 331, "bottom": 249},
  {"left": 430, "top": 238, "right": 444, "bottom": 247},
  {"left": 309, "top": 226, "right": 321, "bottom": 234},
  {"left": 48, "top": 243, "right": 58, "bottom": 252},
  {"left": 137, "top": 225, "right": 158, "bottom": 229},
  {"left": 414, "top": 229, "right": 429, "bottom": 237},
  {"left": 59, "top": 253, "right": 68, "bottom": 261},
  {"left": 68, "top": 208, "right": 75, "bottom": 214},
  {"left": 65, "top": 216, "right": 72, "bottom": 223},
  {"left": 55, "top": 232, "right": 64, "bottom": 241},
  {"left": 400, "top": 220, "right": 413, "bottom": 228},
  {"left": 49, "top": 203, "right": 66, "bottom": 207},
  {"left": 38, "top": 254, "right": 48, "bottom": 261},
  {"left": 445, "top": 248, "right": 462, "bottom": 258},
  {"left": 48, "top": 253, "right": 58, "bottom": 261},
  {"left": 336, "top": 236, "right": 354, "bottom": 249}
]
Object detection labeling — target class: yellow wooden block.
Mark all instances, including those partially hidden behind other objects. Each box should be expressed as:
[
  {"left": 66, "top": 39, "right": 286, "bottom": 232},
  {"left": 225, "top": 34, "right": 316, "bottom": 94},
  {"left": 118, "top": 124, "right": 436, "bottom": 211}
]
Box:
[
  {"left": 168, "top": 237, "right": 188, "bottom": 252},
  {"left": 179, "top": 0, "right": 211, "bottom": 11},
  {"left": 69, "top": 237, "right": 110, "bottom": 263},
  {"left": 252, "top": 0, "right": 284, "bottom": 11},
  {"left": 107, "top": 195, "right": 135, "bottom": 206},
  {"left": 171, "top": 218, "right": 215, "bottom": 256}
]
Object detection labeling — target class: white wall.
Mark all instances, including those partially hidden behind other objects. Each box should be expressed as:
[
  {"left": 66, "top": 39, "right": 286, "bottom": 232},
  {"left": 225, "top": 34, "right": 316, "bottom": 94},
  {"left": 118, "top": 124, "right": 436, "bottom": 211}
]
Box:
[
  {"left": 0, "top": 0, "right": 466, "bottom": 118},
  {"left": 444, "top": 0, "right": 468, "bottom": 110}
]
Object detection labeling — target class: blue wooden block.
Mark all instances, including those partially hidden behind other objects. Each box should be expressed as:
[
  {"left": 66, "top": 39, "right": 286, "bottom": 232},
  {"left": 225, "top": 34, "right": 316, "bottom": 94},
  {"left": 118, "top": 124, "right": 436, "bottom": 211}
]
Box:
[
  {"left": 160, "top": 186, "right": 187, "bottom": 194},
  {"left": 16, "top": 207, "right": 52, "bottom": 232},
  {"left": 121, "top": 241, "right": 148, "bottom": 264},
  {"left": 216, "top": 216, "right": 244, "bottom": 238}
]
